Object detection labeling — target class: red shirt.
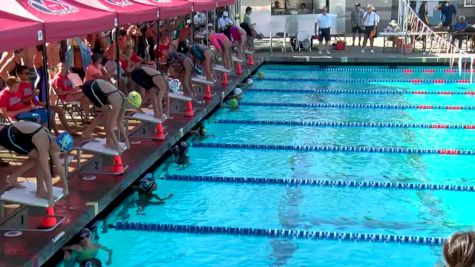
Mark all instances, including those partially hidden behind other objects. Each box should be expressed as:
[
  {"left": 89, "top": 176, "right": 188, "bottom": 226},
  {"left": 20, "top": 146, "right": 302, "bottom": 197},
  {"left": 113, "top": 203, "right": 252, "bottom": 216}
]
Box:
[
  {"left": 53, "top": 74, "right": 73, "bottom": 101},
  {"left": 18, "top": 81, "right": 37, "bottom": 107},
  {"left": 0, "top": 88, "right": 28, "bottom": 120}
]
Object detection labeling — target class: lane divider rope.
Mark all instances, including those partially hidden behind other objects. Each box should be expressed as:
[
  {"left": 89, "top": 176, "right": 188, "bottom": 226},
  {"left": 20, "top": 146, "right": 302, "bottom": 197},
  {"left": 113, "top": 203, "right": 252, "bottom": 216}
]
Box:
[
  {"left": 164, "top": 174, "right": 475, "bottom": 192},
  {"left": 213, "top": 119, "right": 475, "bottom": 130},
  {"left": 263, "top": 67, "right": 475, "bottom": 73},
  {"left": 248, "top": 88, "right": 475, "bottom": 96},
  {"left": 114, "top": 222, "right": 445, "bottom": 246},
  {"left": 254, "top": 77, "right": 470, "bottom": 84},
  {"left": 191, "top": 143, "right": 472, "bottom": 155},
  {"left": 239, "top": 102, "right": 475, "bottom": 110}
]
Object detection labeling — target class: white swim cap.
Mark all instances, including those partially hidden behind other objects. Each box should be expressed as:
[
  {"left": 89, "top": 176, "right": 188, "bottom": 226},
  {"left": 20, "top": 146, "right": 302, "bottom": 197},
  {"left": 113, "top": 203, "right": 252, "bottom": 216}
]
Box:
[{"left": 234, "top": 88, "right": 242, "bottom": 96}]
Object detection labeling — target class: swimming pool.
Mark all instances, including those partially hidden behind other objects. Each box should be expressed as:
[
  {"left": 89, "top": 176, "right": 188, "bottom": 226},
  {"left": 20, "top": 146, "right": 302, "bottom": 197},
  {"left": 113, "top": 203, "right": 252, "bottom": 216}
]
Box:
[{"left": 93, "top": 65, "right": 475, "bottom": 266}]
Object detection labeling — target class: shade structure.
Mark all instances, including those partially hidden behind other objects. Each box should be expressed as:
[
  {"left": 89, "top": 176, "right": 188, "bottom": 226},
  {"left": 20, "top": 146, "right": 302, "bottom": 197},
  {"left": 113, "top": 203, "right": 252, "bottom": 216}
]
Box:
[
  {"left": 73, "top": 0, "right": 159, "bottom": 26},
  {"left": 134, "top": 0, "right": 192, "bottom": 19},
  {"left": 216, "top": 0, "right": 235, "bottom": 8},
  {"left": 14, "top": 0, "right": 116, "bottom": 43},
  {"left": 0, "top": 12, "right": 43, "bottom": 52},
  {"left": 188, "top": 0, "right": 216, "bottom": 12}
]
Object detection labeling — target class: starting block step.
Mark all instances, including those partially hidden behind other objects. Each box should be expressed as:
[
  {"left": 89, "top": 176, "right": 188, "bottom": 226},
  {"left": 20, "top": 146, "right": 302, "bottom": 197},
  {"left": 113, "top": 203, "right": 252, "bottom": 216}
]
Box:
[
  {"left": 128, "top": 112, "right": 163, "bottom": 124},
  {"left": 245, "top": 50, "right": 254, "bottom": 54},
  {"left": 0, "top": 183, "right": 64, "bottom": 208},
  {"left": 169, "top": 92, "right": 192, "bottom": 101},
  {"left": 78, "top": 138, "right": 127, "bottom": 156},
  {"left": 192, "top": 76, "right": 214, "bottom": 85}
]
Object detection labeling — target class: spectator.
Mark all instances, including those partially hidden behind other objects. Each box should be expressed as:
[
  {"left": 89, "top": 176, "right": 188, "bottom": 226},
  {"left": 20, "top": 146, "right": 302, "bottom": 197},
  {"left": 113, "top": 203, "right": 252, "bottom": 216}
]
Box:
[
  {"left": 315, "top": 6, "right": 332, "bottom": 55},
  {"left": 177, "top": 19, "right": 192, "bottom": 54},
  {"left": 451, "top": 16, "right": 469, "bottom": 49},
  {"left": 0, "top": 50, "right": 23, "bottom": 82},
  {"left": 84, "top": 54, "right": 110, "bottom": 83},
  {"left": 384, "top": 20, "right": 401, "bottom": 48},
  {"left": 350, "top": 3, "right": 364, "bottom": 47},
  {"left": 65, "top": 38, "right": 91, "bottom": 80},
  {"left": 361, "top": 4, "right": 380, "bottom": 54},
  {"left": 33, "top": 45, "right": 48, "bottom": 103},
  {"left": 299, "top": 3, "right": 310, "bottom": 14},
  {"left": 443, "top": 231, "right": 475, "bottom": 267},
  {"left": 241, "top": 7, "right": 256, "bottom": 50},
  {"left": 418, "top": 1, "right": 429, "bottom": 25},
  {"left": 218, "top": 11, "right": 234, "bottom": 32},
  {"left": 439, "top": 1, "right": 457, "bottom": 28}
]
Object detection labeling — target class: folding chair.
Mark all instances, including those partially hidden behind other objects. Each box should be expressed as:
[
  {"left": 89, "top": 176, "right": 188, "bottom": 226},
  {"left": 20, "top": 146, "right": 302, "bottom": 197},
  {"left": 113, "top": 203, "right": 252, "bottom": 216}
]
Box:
[
  {"left": 49, "top": 73, "right": 86, "bottom": 125},
  {"left": 296, "top": 31, "right": 312, "bottom": 52}
]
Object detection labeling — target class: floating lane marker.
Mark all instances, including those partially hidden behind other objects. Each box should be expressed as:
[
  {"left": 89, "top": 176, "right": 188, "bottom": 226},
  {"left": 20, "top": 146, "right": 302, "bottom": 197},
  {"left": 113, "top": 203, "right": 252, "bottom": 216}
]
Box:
[
  {"left": 213, "top": 119, "right": 475, "bottom": 130},
  {"left": 239, "top": 102, "right": 475, "bottom": 110},
  {"left": 164, "top": 174, "right": 475, "bottom": 192},
  {"left": 247, "top": 88, "right": 475, "bottom": 95},
  {"left": 262, "top": 67, "right": 474, "bottom": 73},
  {"left": 254, "top": 77, "right": 470, "bottom": 84},
  {"left": 192, "top": 143, "right": 472, "bottom": 156},
  {"left": 115, "top": 222, "right": 445, "bottom": 246}
]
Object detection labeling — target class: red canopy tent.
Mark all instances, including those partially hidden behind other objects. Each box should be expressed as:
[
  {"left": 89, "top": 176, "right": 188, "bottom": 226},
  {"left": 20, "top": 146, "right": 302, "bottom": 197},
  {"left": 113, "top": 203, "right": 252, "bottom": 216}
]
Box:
[
  {"left": 0, "top": 13, "right": 43, "bottom": 52},
  {"left": 73, "top": 0, "right": 159, "bottom": 26},
  {"left": 216, "top": 0, "right": 235, "bottom": 8},
  {"left": 133, "top": 0, "right": 192, "bottom": 19},
  {"left": 14, "top": 0, "right": 116, "bottom": 42},
  {"left": 188, "top": 0, "right": 217, "bottom": 12}
]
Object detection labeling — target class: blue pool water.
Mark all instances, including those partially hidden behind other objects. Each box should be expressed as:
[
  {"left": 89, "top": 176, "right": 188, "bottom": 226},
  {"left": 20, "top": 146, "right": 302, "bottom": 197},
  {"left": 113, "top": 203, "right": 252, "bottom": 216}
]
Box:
[{"left": 92, "top": 65, "right": 475, "bottom": 267}]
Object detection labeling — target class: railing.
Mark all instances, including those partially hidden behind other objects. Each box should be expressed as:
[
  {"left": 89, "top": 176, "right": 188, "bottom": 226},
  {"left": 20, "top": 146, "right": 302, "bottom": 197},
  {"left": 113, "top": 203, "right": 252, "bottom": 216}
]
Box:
[{"left": 401, "top": 0, "right": 474, "bottom": 82}]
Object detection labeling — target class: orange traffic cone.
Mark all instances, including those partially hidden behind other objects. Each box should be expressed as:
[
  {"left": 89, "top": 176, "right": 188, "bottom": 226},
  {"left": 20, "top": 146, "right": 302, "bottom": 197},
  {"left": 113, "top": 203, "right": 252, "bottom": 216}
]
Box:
[
  {"left": 112, "top": 155, "right": 124, "bottom": 174},
  {"left": 184, "top": 100, "right": 194, "bottom": 117},
  {"left": 236, "top": 63, "right": 243, "bottom": 75},
  {"left": 248, "top": 54, "right": 254, "bottom": 65},
  {"left": 203, "top": 85, "right": 212, "bottom": 100},
  {"left": 155, "top": 122, "right": 166, "bottom": 141},
  {"left": 222, "top": 73, "right": 229, "bottom": 86},
  {"left": 39, "top": 206, "right": 57, "bottom": 229}
]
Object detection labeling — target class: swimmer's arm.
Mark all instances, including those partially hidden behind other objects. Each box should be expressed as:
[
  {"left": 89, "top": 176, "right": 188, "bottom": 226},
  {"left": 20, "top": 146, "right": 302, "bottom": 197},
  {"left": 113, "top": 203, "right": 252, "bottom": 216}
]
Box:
[
  {"left": 152, "top": 193, "right": 173, "bottom": 201},
  {"left": 98, "top": 244, "right": 113, "bottom": 265}
]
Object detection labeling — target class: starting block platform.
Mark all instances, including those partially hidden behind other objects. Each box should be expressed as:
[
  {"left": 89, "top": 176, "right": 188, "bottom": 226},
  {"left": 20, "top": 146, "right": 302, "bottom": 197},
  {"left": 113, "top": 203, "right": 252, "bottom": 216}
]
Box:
[
  {"left": 245, "top": 50, "right": 254, "bottom": 54},
  {"left": 192, "top": 76, "right": 214, "bottom": 85},
  {"left": 232, "top": 56, "right": 244, "bottom": 63},
  {"left": 75, "top": 138, "right": 129, "bottom": 175},
  {"left": 77, "top": 138, "right": 127, "bottom": 156},
  {"left": 127, "top": 111, "right": 164, "bottom": 124},
  {"left": 214, "top": 65, "right": 231, "bottom": 73},
  {"left": 0, "top": 183, "right": 64, "bottom": 208}
]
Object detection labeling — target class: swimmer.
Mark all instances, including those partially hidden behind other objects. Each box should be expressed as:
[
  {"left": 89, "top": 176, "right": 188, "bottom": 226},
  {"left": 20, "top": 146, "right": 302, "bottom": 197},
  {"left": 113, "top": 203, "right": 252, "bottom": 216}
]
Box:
[
  {"left": 190, "top": 122, "right": 214, "bottom": 140},
  {"left": 81, "top": 79, "right": 142, "bottom": 151},
  {"left": 62, "top": 228, "right": 112, "bottom": 266},
  {"left": 224, "top": 26, "right": 247, "bottom": 60},
  {"left": 130, "top": 66, "right": 169, "bottom": 119},
  {"left": 189, "top": 44, "right": 217, "bottom": 82},
  {"left": 0, "top": 121, "right": 72, "bottom": 206},
  {"left": 167, "top": 52, "right": 194, "bottom": 98},
  {"left": 208, "top": 25, "right": 233, "bottom": 71},
  {"left": 171, "top": 141, "right": 189, "bottom": 167},
  {"left": 443, "top": 231, "right": 475, "bottom": 267},
  {"left": 132, "top": 175, "right": 173, "bottom": 215},
  {"left": 220, "top": 88, "right": 242, "bottom": 109}
]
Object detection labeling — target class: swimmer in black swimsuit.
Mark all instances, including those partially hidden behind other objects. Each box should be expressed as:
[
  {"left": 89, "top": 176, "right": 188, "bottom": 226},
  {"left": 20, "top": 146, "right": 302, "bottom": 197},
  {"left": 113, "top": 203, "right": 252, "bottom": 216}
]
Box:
[
  {"left": 0, "top": 121, "right": 72, "bottom": 206},
  {"left": 81, "top": 79, "right": 141, "bottom": 151},
  {"left": 167, "top": 52, "right": 194, "bottom": 99},
  {"left": 130, "top": 66, "right": 169, "bottom": 120},
  {"left": 132, "top": 175, "right": 173, "bottom": 215},
  {"left": 190, "top": 44, "right": 217, "bottom": 82}
]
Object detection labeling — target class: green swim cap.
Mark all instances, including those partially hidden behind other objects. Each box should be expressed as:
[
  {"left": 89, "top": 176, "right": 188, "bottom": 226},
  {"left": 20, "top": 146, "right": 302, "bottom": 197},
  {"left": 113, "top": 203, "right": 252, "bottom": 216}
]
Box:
[
  {"left": 229, "top": 98, "right": 239, "bottom": 109},
  {"left": 257, "top": 71, "right": 265, "bottom": 78},
  {"left": 127, "top": 91, "right": 142, "bottom": 108}
]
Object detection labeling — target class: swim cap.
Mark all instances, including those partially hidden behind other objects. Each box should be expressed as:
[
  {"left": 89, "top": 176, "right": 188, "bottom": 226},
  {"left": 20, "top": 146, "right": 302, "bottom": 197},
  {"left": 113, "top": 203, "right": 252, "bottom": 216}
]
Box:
[
  {"left": 127, "top": 91, "right": 142, "bottom": 108},
  {"left": 233, "top": 88, "right": 242, "bottom": 96},
  {"left": 247, "top": 78, "right": 253, "bottom": 84},
  {"left": 56, "top": 131, "right": 74, "bottom": 152},
  {"left": 168, "top": 79, "right": 181, "bottom": 92},
  {"left": 229, "top": 98, "right": 239, "bottom": 109},
  {"left": 138, "top": 176, "right": 155, "bottom": 193},
  {"left": 79, "top": 258, "right": 102, "bottom": 267},
  {"left": 257, "top": 72, "right": 265, "bottom": 78}
]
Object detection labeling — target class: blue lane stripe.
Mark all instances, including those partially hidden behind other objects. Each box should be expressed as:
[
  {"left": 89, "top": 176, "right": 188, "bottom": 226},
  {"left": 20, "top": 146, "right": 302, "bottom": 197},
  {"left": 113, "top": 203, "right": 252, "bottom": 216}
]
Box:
[
  {"left": 255, "top": 77, "right": 463, "bottom": 83},
  {"left": 164, "top": 174, "right": 475, "bottom": 192},
  {"left": 247, "top": 88, "right": 471, "bottom": 95},
  {"left": 213, "top": 119, "right": 472, "bottom": 129},
  {"left": 239, "top": 102, "right": 475, "bottom": 110},
  {"left": 191, "top": 143, "right": 474, "bottom": 156},
  {"left": 115, "top": 222, "right": 445, "bottom": 246}
]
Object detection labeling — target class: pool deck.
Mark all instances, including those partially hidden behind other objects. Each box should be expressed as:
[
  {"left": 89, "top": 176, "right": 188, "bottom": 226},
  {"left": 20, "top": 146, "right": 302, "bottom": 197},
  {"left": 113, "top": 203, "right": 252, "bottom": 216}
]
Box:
[
  {"left": 0, "top": 48, "right": 473, "bottom": 267},
  {"left": 0, "top": 60, "right": 260, "bottom": 267}
]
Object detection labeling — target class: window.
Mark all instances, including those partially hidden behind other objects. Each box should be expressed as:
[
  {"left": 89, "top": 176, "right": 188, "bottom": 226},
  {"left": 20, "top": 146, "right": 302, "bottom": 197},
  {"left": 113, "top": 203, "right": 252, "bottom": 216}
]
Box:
[
  {"left": 465, "top": 0, "right": 475, "bottom": 7},
  {"left": 271, "top": 0, "right": 329, "bottom": 15}
]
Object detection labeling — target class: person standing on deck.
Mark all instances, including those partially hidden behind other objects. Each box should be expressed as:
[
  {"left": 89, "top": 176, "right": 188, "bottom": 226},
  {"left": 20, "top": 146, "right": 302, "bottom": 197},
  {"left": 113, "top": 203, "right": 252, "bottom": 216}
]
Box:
[
  {"left": 315, "top": 6, "right": 332, "bottom": 55},
  {"left": 361, "top": 4, "right": 379, "bottom": 54},
  {"left": 350, "top": 3, "right": 364, "bottom": 47}
]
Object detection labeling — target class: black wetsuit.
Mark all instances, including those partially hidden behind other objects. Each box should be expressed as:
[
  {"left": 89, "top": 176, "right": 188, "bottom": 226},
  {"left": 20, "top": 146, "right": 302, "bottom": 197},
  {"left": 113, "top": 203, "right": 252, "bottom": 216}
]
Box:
[
  {"left": 82, "top": 80, "right": 120, "bottom": 108},
  {"left": 0, "top": 125, "right": 43, "bottom": 155}
]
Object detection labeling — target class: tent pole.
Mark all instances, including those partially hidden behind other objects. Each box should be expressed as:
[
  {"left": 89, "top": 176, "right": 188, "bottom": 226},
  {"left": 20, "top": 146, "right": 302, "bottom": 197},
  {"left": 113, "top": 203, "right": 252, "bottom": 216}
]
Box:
[
  {"left": 41, "top": 44, "right": 51, "bottom": 131},
  {"left": 156, "top": 19, "right": 160, "bottom": 70}
]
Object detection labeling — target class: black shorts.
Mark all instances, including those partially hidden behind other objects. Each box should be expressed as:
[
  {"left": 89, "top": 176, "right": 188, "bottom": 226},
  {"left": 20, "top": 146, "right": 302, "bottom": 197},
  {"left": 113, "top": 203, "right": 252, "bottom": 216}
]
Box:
[
  {"left": 82, "top": 80, "right": 109, "bottom": 108},
  {"left": 364, "top": 26, "right": 375, "bottom": 37},
  {"left": 0, "top": 125, "right": 39, "bottom": 155},
  {"left": 319, "top": 28, "right": 331, "bottom": 42},
  {"left": 352, "top": 26, "right": 363, "bottom": 33},
  {"left": 177, "top": 41, "right": 189, "bottom": 54}
]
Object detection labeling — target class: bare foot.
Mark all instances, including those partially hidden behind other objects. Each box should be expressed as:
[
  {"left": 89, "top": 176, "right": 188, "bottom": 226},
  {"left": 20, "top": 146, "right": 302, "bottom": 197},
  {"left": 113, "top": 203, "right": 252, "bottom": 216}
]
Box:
[{"left": 6, "top": 176, "right": 25, "bottom": 189}]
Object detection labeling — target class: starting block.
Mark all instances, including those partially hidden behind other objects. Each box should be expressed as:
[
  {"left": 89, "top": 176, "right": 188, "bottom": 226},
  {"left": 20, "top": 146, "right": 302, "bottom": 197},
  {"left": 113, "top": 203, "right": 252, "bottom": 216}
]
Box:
[
  {"left": 192, "top": 76, "right": 214, "bottom": 85},
  {"left": 214, "top": 65, "right": 231, "bottom": 73},
  {"left": 75, "top": 138, "right": 129, "bottom": 175},
  {"left": 127, "top": 111, "right": 169, "bottom": 141},
  {"left": 232, "top": 56, "right": 244, "bottom": 63},
  {"left": 127, "top": 111, "right": 164, "bottom": 124},
  {"left": 1, "top": 183, "right": 64, "bottom": 208},
  {"left": 245, "top": 50, "right": 254, "bottom": 55},
  {"left": 168, "top": 92, "right": 195, "bottom": 116}
]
